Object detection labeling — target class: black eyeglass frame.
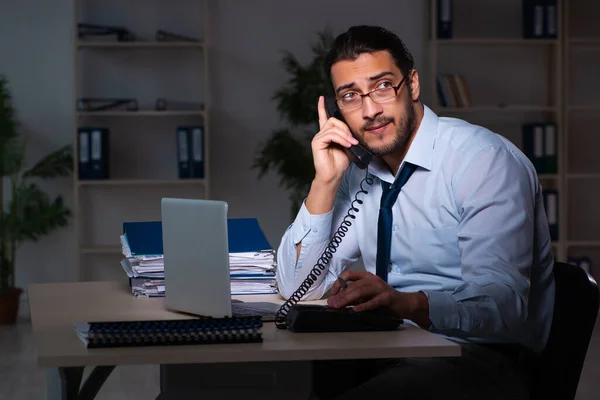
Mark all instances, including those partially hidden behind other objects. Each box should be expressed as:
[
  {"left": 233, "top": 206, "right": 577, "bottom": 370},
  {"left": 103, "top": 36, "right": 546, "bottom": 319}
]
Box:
[{"left": 335, "top": 70, "right": 412, "bottom": 111}]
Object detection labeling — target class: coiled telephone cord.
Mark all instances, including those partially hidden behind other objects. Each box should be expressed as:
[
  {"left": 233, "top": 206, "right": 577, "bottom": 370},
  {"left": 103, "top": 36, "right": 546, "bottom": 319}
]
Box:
[{"left": 274, "top": 169, "right": 373, "bottom": 329}]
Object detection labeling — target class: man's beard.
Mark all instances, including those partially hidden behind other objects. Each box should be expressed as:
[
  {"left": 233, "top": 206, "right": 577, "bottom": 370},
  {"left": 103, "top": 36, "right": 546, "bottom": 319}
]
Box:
[{"left": 357, "top": 101, "right": 417, "bottom": 157}]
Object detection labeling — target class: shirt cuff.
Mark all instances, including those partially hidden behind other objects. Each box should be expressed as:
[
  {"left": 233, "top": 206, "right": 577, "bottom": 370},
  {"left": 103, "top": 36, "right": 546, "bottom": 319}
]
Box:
[
  {"left": 290, "top": 200, "right": 333, "bottom": 245},
  {"left": 423, "top": 290, "right": 459, "bottom": 331}
]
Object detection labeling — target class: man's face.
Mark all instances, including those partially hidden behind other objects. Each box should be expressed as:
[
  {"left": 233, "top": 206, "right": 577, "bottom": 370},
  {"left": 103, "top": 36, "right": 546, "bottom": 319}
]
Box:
[{"left": 330, "top": 50, "right": 418, "bottom": 157}]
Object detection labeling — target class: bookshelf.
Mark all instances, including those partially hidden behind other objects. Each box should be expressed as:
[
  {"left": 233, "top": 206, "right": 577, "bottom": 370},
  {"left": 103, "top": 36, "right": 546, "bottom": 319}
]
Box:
[
  {"left": 73, "top": 0, "right": 210, "bottom": 281},
  {"left": 564, "top": 0, "right": 600, "bottom": 280},
  {"left": 428, "top": 0, "right": 566, "bottom": 260}
]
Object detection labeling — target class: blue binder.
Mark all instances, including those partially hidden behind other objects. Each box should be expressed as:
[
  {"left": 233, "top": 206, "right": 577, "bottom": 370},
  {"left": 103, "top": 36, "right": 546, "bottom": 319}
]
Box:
[
  {"left": 522, "top": 0, "right": 545, "bottom": 39},
  {"left": 77, "top": 128, "right": 92, "bottom": 179},
  {"left": 123, "top": 221, "right": 163, "bottom": 256},
  {"left": 543, "top": 190, "right": 559, "bottom": 241},
  {"left": 436, "top": 0, "right": 453, "bottom": 39},
  {"left": 176, "top": 127, "right": 192, "bottom": 179},
  {"left": 544, "top": 0, "right": 558, "bottom": 39},
  {"left": 522, "top": 123, "right": 545, "bottom": 174},
  {"left": 123, "top": 217, "right": 272, "bottom": 256},
  {"left": 89, "top": 127, "right": 110, "bottom": 179},
  {"left": 190, "top": 125, "right": 204, "bottom": 179},
  {"left": 227, "top": 218, "right": 272, "bottom": 253},
  {"left": 544, "top": 122, "right": 557, "bottom": 174}
]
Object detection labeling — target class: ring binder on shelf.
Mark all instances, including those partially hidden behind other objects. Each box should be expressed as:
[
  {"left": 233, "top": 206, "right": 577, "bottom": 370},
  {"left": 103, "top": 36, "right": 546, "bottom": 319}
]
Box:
[
  {"left": 176, "top": 127, "right": 192, "bottom": 178},
  {"left": 155, "top": 29, "right": 200, "bottom": 42},
  {"left": 77, "top": 128, "right": 91, "bottom": 179},
  {"left": 77, "top": 23, "right": 136, "bottom": 42},
  {"left": 78, "top": 98, "right": 139, "bottom": 112},
  {"left": 73, "top": 316, "right": 264, "bottom": 348}
]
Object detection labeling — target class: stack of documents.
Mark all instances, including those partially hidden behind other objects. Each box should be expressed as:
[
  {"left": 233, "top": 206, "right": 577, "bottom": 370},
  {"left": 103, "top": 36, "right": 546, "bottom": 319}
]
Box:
[
  {"left": 229, "top": 250, "right": 278, "bottom": 295},
  {"left": 119, "top": 218, "right": 277, "bottom": 297}
]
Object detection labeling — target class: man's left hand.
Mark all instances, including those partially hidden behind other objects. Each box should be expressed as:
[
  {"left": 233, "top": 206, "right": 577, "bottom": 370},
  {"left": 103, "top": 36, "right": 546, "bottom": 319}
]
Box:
[{"left": 327, "top": 270, "right": 432, "bottom": 328}]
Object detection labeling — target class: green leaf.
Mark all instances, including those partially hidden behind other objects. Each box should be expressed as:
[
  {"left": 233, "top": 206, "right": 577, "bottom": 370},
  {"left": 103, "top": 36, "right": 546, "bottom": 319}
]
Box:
[
  {"left": 253, "top": 128, "right": 314, "bottom": 192},
  {"left": 4, "top": 183, "right": 71, "bottom": 243},
  {"left": 23, "top": 144, "right": 73, "bottom": 179},
  {"left": 253, "top": 28, "right": 337, "bottom": 218},
  {"left": 270, "top": 29, "right": 335, "bottom": 128},
  {"left": 0, "top": 75, "right": 21, "bottom": 176},
  {"left": 1, "top": 135, "right": 26, "bottom": 176},
  {"left": 0, "top": 75, "right": 73, "bottom": 290}
]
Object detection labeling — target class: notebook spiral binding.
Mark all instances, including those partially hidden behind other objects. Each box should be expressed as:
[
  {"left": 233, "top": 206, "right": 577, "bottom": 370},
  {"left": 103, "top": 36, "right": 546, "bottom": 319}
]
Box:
[{"left": 76, "top": 315, "right": 264, "bottom": 348}]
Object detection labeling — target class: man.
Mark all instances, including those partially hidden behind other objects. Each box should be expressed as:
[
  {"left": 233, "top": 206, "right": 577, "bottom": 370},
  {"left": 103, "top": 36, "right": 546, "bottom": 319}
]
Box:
[{"left": 275, "top": 25, "right": 555, "bottom": 399}]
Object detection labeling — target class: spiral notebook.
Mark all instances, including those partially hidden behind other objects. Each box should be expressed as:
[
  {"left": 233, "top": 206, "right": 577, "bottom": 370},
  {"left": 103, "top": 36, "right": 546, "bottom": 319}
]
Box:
[{"left": 73, "top": 315, "right": 264, "bottom": 348}]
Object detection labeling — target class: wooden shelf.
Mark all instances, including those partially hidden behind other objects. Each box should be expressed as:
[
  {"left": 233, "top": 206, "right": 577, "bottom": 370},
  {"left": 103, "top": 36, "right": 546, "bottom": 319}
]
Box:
[
  {"left": 569, "top": 38, "right": 600, "bottom": 45},
  {"left": 568, "top": 105, "right": 600, "bottom": 112},
  {"left": 567, "top": 174, "right": 600, "bottom": 180},
  {"left": 435, "top": 38, "right": 558, "bottom": 46},
  {"left": 538, "top": 174, "right": 560, "bottom": 180},
  {"left": 77, "top": 110, "right": 205, "bottom": 117},
  {"left": 567, "top": 241, "right": 600, "bottom": 248},
  {"left": 77, "top": 41, "right": 204, "bottom": 49},
  {"left": 80, "top": 246, "right": 121, "bottom": 255},
  {"left": 429, "top": 0, "right": 572, "bottom": 262},
  {"left": 77, "top": 179, "right": 206, "bottom": 187},
  {"left": 73, "top": 0, "right": 211, "bottom": 282}
]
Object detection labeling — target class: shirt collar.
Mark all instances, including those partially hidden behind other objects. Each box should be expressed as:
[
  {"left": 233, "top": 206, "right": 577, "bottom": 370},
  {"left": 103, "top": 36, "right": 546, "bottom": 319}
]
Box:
[
  {"left": 367, "top": 104, "right": 438, "bottom": 183},
  {"left": 403, "top": 104, "right": 437, "bottom": 172}
]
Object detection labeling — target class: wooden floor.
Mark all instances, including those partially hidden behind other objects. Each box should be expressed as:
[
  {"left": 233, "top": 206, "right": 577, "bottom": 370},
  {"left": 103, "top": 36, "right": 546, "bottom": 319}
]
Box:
[
  {"left": 0, "top": 311, "right": 160, "bottom": 400},
  {"left": 1, "top": 311, "right": 599, "bottom": 399}
]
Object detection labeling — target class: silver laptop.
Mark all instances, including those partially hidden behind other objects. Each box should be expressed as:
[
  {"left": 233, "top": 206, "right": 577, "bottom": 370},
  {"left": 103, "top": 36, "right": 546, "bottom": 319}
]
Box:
[{"left": 161, "top": 197, "right": 280, "bottom": 321}]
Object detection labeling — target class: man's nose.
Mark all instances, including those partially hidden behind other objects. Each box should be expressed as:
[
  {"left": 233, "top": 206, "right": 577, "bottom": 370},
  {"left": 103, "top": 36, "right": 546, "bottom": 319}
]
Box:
[{"left": 361, "top": 96, "right": 383, "bottom": 121}]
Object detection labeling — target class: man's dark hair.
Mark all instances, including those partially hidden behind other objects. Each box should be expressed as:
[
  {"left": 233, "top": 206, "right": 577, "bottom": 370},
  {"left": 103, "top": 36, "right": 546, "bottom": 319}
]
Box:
[{"left": 324, "top": 25, "right": 415, "bottom": 87}]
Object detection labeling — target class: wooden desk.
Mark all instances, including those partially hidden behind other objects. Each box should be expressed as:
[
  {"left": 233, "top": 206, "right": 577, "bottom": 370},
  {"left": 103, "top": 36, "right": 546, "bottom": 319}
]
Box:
[{"left": 28, "top": 281, "right": 461, "bottom": 399}]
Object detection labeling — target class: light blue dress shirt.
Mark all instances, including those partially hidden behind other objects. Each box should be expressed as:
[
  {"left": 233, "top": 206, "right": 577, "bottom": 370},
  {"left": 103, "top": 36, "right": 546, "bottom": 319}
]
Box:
[{"left": 276, "top": 104, "right": 555, "bottom": 354}]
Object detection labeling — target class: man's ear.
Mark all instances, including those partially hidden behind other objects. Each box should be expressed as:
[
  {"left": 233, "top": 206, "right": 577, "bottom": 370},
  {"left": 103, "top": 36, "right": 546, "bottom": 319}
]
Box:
[{"left": 409, "top": 70, "right": 421, "bottom": 102}]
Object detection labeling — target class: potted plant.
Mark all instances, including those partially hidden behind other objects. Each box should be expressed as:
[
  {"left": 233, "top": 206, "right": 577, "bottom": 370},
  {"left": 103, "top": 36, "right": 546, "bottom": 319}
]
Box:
[
  {"left": 253, "top": 29, "right": 335, "bottom": 218},
  {"left": 0, "top": 75, "right": 73, "bottom": 324}
]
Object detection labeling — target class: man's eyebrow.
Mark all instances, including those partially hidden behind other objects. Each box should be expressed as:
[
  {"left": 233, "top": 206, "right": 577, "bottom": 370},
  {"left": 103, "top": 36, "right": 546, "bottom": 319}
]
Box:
[
  {"left": 335, "top": 71, "right": 397, "bottom": 94},
  {"left": 369, "top": 71, "right": 396, "bottom": 81}
]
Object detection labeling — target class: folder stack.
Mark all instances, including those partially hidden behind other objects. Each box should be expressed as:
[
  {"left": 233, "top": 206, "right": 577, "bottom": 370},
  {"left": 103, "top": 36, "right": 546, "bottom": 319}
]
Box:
[{"left": 119, "top": 218, "right": 278, "bottom": 297}]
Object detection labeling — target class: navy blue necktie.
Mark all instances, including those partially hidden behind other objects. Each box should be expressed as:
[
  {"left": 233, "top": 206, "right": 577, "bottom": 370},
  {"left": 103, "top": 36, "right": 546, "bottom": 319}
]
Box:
[{"left": 375, "top": 162, "right": 417, "bottom": 282}]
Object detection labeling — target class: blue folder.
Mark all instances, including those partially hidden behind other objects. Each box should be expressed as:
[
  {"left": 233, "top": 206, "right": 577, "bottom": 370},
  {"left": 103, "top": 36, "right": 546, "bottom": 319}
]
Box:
[
  {"left": 123, "top": 218, "right": 271, "bottom": 256},
  {"left": 226, "top": 218, "right": 272, "bottom": 253}
]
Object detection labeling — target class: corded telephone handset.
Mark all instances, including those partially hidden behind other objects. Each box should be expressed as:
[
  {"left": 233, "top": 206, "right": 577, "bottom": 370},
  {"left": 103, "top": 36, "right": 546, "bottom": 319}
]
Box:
[
  {"left": 323, "top": 96, "right": 373, "bottom": 169},
  {"left": 273, "top": 96, "right": 402, "bottom": 333}
]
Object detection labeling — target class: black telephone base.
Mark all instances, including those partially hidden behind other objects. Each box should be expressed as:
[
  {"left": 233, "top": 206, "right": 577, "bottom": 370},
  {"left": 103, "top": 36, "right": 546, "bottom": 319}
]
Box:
[{"left": 285, "top": 304, "right": 403, "bottom": 333}]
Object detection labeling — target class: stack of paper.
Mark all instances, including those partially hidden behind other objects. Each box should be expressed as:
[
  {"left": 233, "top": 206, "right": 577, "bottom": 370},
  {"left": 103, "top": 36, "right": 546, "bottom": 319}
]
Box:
[
  {"left": 228, "top": 250, "right": 277, "bottom": 295},
  {"left": 118, "top": 218, "right": 278, "bottom": 297},
  {"left": 120, "top": 255, "right": 166, "bottom": 298}
]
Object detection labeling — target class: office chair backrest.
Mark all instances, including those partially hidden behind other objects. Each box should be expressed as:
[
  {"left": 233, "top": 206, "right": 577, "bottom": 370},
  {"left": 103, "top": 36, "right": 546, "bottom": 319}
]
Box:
[{"left": 530, "top": 261, "right": 599, "bottom": 400}]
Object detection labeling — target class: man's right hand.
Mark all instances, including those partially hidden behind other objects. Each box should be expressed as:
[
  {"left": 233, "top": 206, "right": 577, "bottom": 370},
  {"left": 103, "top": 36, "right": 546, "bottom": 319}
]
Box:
[
  {"left": 311, "top": 96, "right": 359, "bottom": 185},
  {"left": 303, "top": 96, "right": 358, "bottom": 217}
]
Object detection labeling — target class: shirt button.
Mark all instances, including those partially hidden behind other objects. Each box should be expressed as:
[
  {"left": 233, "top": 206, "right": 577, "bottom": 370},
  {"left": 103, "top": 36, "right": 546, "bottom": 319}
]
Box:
[
  {"left": 313, "top": 227, "right": 318, "bottom": 233},
  {"left": 392, "top": 225, "right": 397, "bottom": 231},
  {"left": 303, "top": 224, "right": 308, "bottom": 231}
]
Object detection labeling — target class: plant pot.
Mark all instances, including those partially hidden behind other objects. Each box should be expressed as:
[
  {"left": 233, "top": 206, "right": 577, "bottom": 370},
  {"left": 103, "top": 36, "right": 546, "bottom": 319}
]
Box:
[{"left": 0, "top": 287, "right": 23, "bottom": 324}]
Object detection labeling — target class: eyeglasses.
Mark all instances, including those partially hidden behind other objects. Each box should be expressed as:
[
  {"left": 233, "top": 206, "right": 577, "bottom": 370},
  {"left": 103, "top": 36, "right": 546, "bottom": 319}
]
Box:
[{"left": 336, "top": 73, "right": 411, "bottom": 110}]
